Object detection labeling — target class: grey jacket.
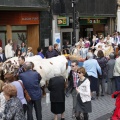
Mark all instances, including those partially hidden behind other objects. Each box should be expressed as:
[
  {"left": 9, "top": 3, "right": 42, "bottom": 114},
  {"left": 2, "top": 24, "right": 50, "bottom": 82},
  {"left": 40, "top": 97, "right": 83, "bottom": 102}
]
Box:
[{"left": 106, "top": 59, "right": 115, "bottom": 78}]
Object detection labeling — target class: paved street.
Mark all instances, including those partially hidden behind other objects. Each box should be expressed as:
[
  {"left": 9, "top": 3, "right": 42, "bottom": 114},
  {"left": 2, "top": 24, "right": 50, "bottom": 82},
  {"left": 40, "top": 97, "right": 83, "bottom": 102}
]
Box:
[{"left": 41, "top": 94, "right": 115, "bottom": 120}]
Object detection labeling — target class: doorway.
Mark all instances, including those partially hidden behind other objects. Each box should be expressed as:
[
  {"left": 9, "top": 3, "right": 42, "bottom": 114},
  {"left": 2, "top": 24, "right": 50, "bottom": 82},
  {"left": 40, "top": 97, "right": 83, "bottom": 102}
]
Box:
[
  {"left": 80, "top": 25, "right": 93, "bottom": 39},
  {"left": 61, "top": 28, "right": 73, "bottom": 47}
]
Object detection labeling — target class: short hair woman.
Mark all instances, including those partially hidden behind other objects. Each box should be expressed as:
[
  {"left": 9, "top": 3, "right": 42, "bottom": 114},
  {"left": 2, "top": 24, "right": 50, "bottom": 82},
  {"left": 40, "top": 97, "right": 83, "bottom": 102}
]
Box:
[{"left": 75, "top": 67, "right": 92, "bottom": 120}]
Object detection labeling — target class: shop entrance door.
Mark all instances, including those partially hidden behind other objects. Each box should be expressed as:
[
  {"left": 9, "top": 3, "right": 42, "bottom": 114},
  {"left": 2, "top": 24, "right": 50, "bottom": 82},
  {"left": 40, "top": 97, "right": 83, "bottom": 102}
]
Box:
[
  {"left": 61, "top": 29, "right": 73, "bottom": 48},
  {"left": 80, "top": 25, "right": 93, "bottom": 39}
]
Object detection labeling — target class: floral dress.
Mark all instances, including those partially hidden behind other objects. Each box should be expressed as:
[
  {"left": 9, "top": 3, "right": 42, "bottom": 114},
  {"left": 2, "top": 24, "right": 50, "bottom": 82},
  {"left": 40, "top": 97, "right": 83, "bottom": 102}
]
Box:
[{"left": 4, "top": 97, "right": 25, "bottom": 120}]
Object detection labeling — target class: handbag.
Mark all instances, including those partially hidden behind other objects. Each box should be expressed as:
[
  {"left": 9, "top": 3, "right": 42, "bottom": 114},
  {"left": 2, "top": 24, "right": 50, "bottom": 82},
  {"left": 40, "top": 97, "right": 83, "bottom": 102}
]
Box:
[{"left": 18, "top": 80, "right": 31, "bottom": 102}]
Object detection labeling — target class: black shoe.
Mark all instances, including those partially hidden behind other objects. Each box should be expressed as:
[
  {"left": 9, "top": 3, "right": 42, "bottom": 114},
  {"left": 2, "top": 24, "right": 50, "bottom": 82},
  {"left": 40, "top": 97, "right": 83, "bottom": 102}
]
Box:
[
  {"left": 91, "top": 97, "right": 95, "bottom": 100},
  {"left": 101, "top": 94, "right": 104, "bottom": 96},
  {"left": 61, "top": 118, "right": 65, "bottom": 120}
]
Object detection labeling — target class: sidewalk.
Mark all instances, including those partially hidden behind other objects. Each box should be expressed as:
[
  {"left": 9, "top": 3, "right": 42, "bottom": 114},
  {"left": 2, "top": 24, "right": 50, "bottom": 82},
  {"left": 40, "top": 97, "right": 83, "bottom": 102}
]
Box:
[{"left": 41, "top": 94, "right": 115, "bottom": 120}]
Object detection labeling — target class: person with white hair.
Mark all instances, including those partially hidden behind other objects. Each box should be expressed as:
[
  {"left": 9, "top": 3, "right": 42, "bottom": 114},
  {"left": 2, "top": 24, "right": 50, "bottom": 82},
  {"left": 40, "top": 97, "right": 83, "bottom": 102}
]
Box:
[
  {"left": 0, "top": 47, "right": 6, "bottom": 62},
  {"left": 26, "top": 47, "right": 34, "bottom": 57},
  {"left": 83, "top": 52, "right": 102, "bottom": 99},
  {"left": 45, "top": 45, "right": 56, "bottom": 58},
  {"left": 19, "top": 62, "right": 42, "bottom": 120},
  {"left": 72, "top": 42, "right": 81, "bottom": 56}
]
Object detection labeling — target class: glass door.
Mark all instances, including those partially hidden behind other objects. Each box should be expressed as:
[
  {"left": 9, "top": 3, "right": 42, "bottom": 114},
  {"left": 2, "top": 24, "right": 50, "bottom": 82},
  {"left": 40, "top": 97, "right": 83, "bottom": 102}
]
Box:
[{"left": 61, "top": 29, "right": 73, "bottom": 48}]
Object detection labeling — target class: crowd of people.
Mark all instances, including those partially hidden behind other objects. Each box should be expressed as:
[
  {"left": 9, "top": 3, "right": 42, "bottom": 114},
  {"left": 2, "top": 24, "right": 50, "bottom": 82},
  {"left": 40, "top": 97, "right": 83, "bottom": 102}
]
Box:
[{"left": 0, "top": 31, "right": 120, "bottom": 120}]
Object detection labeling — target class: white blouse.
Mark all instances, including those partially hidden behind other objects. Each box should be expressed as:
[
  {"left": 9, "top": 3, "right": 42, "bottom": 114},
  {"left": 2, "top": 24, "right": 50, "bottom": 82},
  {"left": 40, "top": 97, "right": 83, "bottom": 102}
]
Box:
[{"left": 77, "top": 78, "right": 91, "bottom": 103}]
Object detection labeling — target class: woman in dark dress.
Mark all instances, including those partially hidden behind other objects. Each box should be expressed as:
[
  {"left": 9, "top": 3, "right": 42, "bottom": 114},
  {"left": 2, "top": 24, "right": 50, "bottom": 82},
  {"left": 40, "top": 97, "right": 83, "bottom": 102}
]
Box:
[
  {"left": 48, "top": 76, "right": 65, "bottom": 120},
  {"left": 96, "top": 50, "right": 108, "bottom": 96},
  {"left": 75, "top": 67, "right": 92, "bottom": 120}
]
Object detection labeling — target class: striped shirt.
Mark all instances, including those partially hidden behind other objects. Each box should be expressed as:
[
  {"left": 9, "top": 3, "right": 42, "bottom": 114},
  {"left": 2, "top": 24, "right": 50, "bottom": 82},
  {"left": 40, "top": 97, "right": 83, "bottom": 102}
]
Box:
[{"left": 72, "top": 71, "right": 79, "bottom": 87}]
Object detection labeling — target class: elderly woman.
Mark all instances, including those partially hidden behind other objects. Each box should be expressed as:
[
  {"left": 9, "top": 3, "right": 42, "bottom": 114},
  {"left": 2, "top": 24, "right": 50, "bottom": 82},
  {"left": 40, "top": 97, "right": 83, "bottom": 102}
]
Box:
[
  {"left": 26, "top": 47, "right": 34, "bottom": 57},
  {"left": 83, "top": 52, "right": 102, "bottom": 99},
  {"left": 0, "top": 83, "right": 6, "bottom": 119},
  {"left": 75, "top": 67, "right": 92, "bottom": 120},
  {"left": 3, "top": 84, "right": 25, "bottom": 120},
  {"left": 72, "top": 42, "right": 81, "bottom": 56},
  {"left": 96, "top": 50, "right": 108, "bottom": 96},
  {"left": 48, "top": 76, "right": 65, "bottom": 120},
  {"left": 4, "top": 73, "right": 27, "bottom": 113}
]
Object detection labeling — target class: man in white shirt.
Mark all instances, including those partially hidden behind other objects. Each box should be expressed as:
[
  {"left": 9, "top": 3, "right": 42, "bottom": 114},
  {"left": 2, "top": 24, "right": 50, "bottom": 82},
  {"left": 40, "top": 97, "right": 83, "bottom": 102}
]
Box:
[{"left": 5, "top": 39, "right": 14, "bottom": 59}]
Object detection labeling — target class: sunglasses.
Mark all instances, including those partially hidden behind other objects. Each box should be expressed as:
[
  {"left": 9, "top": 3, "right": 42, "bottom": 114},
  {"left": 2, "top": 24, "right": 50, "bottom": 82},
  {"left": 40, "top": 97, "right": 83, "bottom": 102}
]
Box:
[
  {"left": 77, "top": 71, "right": 82, "bottom": 74},
  {"left": 71, "top": 65, "right": 75, "bottom": 67}
]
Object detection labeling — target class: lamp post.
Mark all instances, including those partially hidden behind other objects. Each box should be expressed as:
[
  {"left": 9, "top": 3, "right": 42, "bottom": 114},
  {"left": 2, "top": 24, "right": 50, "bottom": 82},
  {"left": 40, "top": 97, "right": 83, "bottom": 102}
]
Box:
[{"left": 72, "top": 0, "right": 78, "bottom": 45}]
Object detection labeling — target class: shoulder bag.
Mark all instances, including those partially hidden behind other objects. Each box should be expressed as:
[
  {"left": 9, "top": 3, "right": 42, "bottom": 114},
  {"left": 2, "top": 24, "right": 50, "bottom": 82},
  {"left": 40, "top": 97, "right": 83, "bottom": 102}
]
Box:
[{"left": 18, "top": 80, "right": 31, "bottom": 102}]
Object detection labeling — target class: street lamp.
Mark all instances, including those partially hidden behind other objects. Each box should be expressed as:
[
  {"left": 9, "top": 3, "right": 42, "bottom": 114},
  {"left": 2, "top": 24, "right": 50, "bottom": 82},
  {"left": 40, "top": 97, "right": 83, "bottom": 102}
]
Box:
[{"left": 71, "top": 0, "right": 78, "bottom": 45}]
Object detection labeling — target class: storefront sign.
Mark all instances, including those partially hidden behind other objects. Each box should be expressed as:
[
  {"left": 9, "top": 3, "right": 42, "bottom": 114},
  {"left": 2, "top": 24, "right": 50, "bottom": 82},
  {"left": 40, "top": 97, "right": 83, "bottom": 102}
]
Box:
[
  {"left": 80, "top": 19, "right": 107, "bottom": 25},
  {"left": 57, "top": 17, "right": 69, "bottom": 26},
  {"left": 22, "top": 17, "right": 39, "bottom": 21},
  {"left": 0, "top": 12, "right": 40, "bottom": 25},
  {"left": 87, "top": 19, "right": 101, "bottom": 24}
]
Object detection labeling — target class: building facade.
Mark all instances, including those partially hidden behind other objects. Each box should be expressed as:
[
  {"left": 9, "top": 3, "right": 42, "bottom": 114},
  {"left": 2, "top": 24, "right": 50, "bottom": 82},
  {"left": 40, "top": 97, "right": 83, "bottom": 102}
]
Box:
[
  {"left": 52, "top": 0, "right": 117, "bottom": 47},
  {"left": 0, "top": 0, "right": 51, "bottom": 54}
]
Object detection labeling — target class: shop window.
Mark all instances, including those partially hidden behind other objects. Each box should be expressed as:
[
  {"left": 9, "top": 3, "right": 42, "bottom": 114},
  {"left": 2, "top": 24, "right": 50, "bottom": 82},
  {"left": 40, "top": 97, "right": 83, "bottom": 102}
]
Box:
[
  {"left": 12, "top": 26, "right": 27, "bottom": 31},
  {"left": 12, "top": 32, "right": 27, "bottom": 51},
  {"left": 0, "top": 26, "right": 6, "bottom": 31}
]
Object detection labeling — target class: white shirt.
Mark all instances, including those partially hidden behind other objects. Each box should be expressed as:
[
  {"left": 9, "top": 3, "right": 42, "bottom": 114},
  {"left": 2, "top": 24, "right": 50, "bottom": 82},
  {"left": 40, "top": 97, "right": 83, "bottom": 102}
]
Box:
[
  {"left": 95, "top": 42, "right": 106, "bottom": 50},
  {"left": 77, "top": 78, "right": 91, "bottom": 103},
  {"left": 5, "top": 44, "right": 14, "bottom": 59}
]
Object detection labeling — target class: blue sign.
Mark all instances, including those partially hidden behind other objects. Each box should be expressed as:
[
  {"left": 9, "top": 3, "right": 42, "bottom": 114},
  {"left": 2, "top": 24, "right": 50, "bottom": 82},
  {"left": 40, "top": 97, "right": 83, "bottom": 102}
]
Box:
[{"left": 56, "top": 38, "right": 60, "bottom": 43}]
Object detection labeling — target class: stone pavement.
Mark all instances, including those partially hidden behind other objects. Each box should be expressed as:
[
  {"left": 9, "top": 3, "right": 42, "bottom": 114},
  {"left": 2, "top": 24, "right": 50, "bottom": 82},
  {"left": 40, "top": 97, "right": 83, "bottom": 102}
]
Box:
[{"left": 41, "top": 94, "right": 115, "bottom": 120}]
